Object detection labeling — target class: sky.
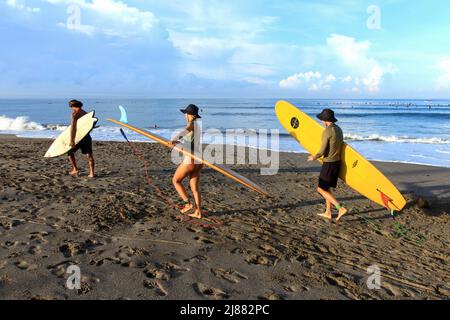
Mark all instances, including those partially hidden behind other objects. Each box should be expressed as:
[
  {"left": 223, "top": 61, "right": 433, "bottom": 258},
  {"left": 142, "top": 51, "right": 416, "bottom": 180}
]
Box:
[{"left": 1, "top": 0, "right": 450, "bottom": 99}]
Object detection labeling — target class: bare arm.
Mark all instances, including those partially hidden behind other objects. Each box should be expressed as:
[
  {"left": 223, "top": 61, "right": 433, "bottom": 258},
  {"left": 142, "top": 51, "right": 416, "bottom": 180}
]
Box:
[
  {"left": 171, "top": 122, "right": 194, "bottom": 143},
  {"left": 70, "top": 114, "right": 77, "bottom": 147}
]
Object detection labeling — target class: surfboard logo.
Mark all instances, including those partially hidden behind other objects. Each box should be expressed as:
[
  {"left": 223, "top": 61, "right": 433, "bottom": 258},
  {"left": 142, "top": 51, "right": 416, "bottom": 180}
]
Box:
[
  {"left": 290, "top": 117, "right": 299, "bottom": 129},
  {"left": 352, "top": 160, "right": 359, "bottom": 168}
]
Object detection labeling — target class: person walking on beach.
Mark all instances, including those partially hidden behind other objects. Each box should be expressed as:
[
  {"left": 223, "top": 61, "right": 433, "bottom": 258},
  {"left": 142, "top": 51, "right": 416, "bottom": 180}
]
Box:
[
  {"left": 169, "top": 104, "right": 204, "bottom": 219},
  {"left": 67, "top": 100, "right": 95, "bottom": 178},
  {"left": 308, "top": 109, "right": 348, "bottom": 222}
]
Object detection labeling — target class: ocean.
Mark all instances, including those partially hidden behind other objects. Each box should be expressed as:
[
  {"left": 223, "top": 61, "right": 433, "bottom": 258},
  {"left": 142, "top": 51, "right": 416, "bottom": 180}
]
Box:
[{"left": 1, "top": 99, "right": 449, "bottom": 168}]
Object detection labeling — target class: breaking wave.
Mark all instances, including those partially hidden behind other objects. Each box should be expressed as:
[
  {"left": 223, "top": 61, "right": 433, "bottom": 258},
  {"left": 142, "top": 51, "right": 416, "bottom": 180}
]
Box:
[
  {"left": 0, "top": 115, "right": 68, "bottom": 132},
  {"left": 344, "top": 134, "right": 450, "bottom": 144}
]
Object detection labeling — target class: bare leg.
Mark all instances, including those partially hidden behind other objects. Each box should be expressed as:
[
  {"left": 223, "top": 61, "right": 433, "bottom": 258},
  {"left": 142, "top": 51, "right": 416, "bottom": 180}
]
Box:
[
  {"left": 188, "top": 165, "right": 203, "bottom": 219},
  {"left": 87, "top": 153, "right": 95, "bottom": 178},
  {"left": 317, "top": 187, "right": 348, "bottom": 221},
  {"left": 318, "top": 199, "right": 332, "bottom": 220},
  {"left": 68, "top": 154, "right": 79, "bottom": 176},
  {"left": 172, "top": 164, "right": 194, "bottom": 213}
]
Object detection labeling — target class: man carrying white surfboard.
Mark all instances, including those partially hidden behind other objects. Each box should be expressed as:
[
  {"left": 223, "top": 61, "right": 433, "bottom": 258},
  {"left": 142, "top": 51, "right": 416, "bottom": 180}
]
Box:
[
  {"left": 307, "top": 109, "right": 348, "bottom": 222},
  {"left": 67, "top": 100, "right": 95, "bottom": 178}
]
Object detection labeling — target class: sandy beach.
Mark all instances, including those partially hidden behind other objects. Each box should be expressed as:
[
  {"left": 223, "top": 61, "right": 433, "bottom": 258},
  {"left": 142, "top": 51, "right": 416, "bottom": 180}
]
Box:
[{"left": 0, "top": 135, "right": 449, "bottom": 300}]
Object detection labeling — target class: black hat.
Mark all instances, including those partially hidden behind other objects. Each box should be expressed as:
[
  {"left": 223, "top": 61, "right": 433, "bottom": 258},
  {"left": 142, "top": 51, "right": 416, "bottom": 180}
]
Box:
[
  {"left": 180, "top": 104, "right": 201, "bottom": 118},
  {"left": 317, "top": 109, "right": 338, "bottom": 122}
]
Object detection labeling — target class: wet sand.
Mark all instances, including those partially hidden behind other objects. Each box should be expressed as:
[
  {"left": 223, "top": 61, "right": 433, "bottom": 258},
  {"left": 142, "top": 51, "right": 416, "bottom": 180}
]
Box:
[{"left": 0, "top": 135, "right": 449, "bottom": 300}]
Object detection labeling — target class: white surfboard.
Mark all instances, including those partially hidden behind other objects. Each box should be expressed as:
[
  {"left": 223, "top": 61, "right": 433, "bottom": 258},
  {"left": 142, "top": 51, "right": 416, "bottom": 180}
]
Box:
[{"left": 44, "top": 111, "right": 98, "bottom": 158}]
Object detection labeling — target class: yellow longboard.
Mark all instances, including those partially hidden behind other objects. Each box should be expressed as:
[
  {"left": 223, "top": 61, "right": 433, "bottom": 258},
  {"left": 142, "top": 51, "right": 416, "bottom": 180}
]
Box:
[
  {"left": 107, "top": 118, "right": 269, "bottom": 197},
  {"left": 275, "top": 100, "right": 406, "bottom": 211}
]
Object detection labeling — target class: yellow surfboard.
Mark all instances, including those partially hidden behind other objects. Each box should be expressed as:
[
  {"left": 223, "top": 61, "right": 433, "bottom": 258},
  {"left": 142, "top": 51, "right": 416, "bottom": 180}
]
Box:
[
  {"left": 107, "top": 118, "right": 269, "bottom": 197},
  {"left": 275, "top": 100, "right": 406, "bottom": 211}
]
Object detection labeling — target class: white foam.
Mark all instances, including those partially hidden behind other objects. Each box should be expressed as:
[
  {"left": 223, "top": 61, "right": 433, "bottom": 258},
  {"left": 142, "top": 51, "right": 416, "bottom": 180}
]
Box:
[
  {"left": 344, "top": 133, "right": 450, "bottom": 144},
  {"left": 0, "top": 115, "right": 45, "bottom": 131},
  {"left": 435, "top": 148, "right": 450, "bottom": 154}
]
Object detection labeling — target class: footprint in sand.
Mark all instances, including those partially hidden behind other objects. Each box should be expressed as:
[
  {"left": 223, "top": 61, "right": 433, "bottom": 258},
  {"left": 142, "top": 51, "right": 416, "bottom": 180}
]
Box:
[
  {"left": 144, "top": 268, "right": 170, "bottom": 281},
  {"left": 81, "top": 275, "right": 101, "bottom": 285},
  {"left": 28, "top": 245, "right": 42, "bottom": 255},
  {"left": 183, "top": 255, "right": 209, "bottom": 263},
  {"left": 283, "top": 285, "right": 300, "bottom": 293},
  {"left": 194, "top": 282, "right": 229, "bottom": 299},
  {"left": 259, "top": 244, "right": 278, "bottom": 254},
  {"left": 59, "top": 243, "right": 79, "bottom": 258},
  {"left": 143, "top": 280, "right": 168, "bottom": 296},
  {"left": 245, "top": 254, "right": 279, "bottom": 266},
  {"left": 0, "top": 219, "right": 21, "bottom": 230},
  {"left": 50, "top": 265, "right": 66, "bottom": 278},
  {"left": 156, "top": 261, "right": 190, "bottom": 278},
  {"left": 211, "top": 268, "right": 248, "bottom": 284},
  {"left": 14, "top": 260, "right": 37, "bottom": 271},
  {"left": 1, "top": 240, "right": 19, "bottom": 249},
  {"left": 59, "top": 239, "right": 103, "bottom": 258},
  {"left": 47, "top": 261, "right": 80, "bottom": 278},
  {"left": 193, "top": 236, "right": 215, "bottom": 244},
  {"left": 121, "top": 260, "right": 147, "bottom": 268},
  {"left": 29, "top": 231, "right": 49, "bottom": 244},
  {"left": 257, "top": 293, "right": 285, "bottom": 300}
]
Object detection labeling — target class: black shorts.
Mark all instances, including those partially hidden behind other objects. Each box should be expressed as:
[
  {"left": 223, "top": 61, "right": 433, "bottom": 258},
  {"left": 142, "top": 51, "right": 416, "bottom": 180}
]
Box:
[
  {"left": 318, "top": 161, "right": 340, "bottom": 191},
  {"left": 68, "top": 134, "right": 93, "bottom": 156}
]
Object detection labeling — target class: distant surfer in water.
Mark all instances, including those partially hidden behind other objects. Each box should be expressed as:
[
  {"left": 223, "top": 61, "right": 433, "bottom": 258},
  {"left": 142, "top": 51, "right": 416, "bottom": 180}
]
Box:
[
  {"left": 68, "top": 100, "right": 95, "bottom": 178},
  {"left": 308, "top": 109, "right": 348, "bottom": 221},
  {"left": 169, "top": 104, "right": 204, "bottom": 219}
]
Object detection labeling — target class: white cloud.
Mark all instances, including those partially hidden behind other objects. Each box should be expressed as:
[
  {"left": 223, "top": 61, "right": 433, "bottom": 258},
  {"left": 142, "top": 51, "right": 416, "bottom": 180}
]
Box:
[
  {"left": 278, "top": 34, "right": 397, "bottom": 94},
  {"left": 169, "top": 30, "right": 300, "bottom": 84},
  {"left": 326, "top": 34, "right": 397, "bottom": 92},
  {"left": 45, "top": 0, "right": 160, "bottom": 37},
  {"left": 436, "top": 57, "right": 450, "bottom": 89},
  {"left": 341, "top": 75, "right": 353, "bottom": 83},
  {"left": 324, "top": 74, "right": 336, "bottom": 83},
  {"left": 6, "top": 0, "right": 40, "bottom": 12},
  {"left": 163, "top": 1, "right": 290, "bottom": 85},
  {"left": 279, "top": 71, "right": 336, "bottom": 91}
]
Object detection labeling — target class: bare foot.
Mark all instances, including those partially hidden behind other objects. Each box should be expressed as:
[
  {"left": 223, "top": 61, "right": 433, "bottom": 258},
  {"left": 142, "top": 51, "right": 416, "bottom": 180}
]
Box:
[
  {"left": 180, "top": 203, "right": 194, "bottom": 214},
  {"left": 336, "top": 207, "right": 348, "bottom": 222},
  {"left": 317, "top": 211, "right": 332, "bottom": 220},
  {"left": 88, "top": 174, "right": 95, "bottom": 179},
  {"left": 69, "top": 169, "right": 79, "bottom": 177},
  {"left": 188, "top": 209, "right": 202, "bottom": 219}
]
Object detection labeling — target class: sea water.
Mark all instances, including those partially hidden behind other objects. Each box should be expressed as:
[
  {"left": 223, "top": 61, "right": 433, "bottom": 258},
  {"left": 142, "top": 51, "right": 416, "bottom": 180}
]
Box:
[{"left": 0, "top": 98, "right": 449, "bottom": 168}]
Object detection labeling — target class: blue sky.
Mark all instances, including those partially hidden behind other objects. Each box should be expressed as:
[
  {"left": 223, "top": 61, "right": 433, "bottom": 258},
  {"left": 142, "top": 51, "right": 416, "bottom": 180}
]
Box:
[{"left": 1, "top": 0, "right": 450, "bottom": 98}]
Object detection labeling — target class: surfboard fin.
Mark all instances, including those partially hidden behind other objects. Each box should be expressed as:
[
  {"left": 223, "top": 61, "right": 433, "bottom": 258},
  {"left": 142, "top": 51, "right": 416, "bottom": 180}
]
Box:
[{"left": 119, "top": 105, "right": 128, "bottom": 124}]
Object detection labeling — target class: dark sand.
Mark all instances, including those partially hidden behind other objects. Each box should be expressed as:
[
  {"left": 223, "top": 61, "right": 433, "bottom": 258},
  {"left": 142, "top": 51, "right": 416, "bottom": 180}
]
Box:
[{"left": 0, "top": 135, "right": 449, "bottom": 300}]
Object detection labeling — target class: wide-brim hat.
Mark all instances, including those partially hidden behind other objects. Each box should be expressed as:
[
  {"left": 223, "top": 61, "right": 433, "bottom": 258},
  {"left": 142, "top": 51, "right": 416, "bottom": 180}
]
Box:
[
  {"left": 317, "top": 108, "right": 338, "bottom": 122},
  {"left": 180, "top": 104, "right": 201, "bottom": 118}
]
